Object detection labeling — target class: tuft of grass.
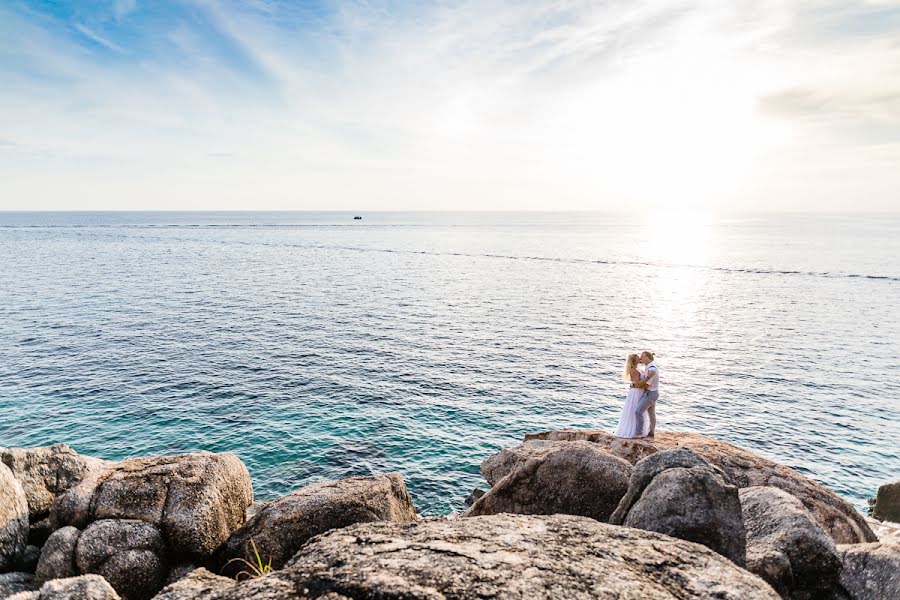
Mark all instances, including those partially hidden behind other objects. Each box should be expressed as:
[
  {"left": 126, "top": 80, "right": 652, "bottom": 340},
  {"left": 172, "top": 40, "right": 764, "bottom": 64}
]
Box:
[{"left": 223, "top": 538, "right": 273, "bottom": 581}]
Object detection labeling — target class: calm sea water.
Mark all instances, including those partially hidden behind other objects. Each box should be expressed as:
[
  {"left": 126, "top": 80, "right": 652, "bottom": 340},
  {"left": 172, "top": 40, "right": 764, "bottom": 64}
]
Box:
[{"left": 1, "top": 211, "right": 898, "bottom": 516}]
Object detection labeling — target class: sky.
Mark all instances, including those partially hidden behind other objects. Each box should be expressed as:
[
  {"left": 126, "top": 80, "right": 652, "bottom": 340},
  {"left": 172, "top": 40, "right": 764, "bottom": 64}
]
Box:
[{"left": 1, "top": 0, "right": 899, "bottom": 211}]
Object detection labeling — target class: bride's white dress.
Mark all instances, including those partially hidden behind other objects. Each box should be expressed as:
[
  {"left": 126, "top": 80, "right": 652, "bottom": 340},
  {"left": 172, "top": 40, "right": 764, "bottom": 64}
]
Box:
[{"left": 615, "top": 384, "right": 649, "bottom": 438}]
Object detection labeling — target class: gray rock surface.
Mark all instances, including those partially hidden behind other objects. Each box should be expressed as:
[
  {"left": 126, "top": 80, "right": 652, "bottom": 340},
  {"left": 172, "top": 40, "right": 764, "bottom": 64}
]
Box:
[
  {"left": 217, "top": 474, "right": 416, "bottom": 575},
  {"left": 74, "top": 519, "right": 167, "bottom": 600},
  {"left": 0, "top": 445, "right": 107, "bottom": 521},
  {"left": 151, "top": 568, "right": 235, "bottom": 600},
  {"left": 1, "top": 462, "right": 29, "bottom": 572},
  {"left": 872, "top": 481, "right": 900, "bottom": 523},
  {"left": 0, "top": 572, "right": 37, "bottom": 598},
  {"left": 201, "top": 514, "right": 779, "bottom": 599},
  {"left": 524, "top": 430, "right": 876, "bottom": 544},
  {"left": 740, "top": 486, "right": 848, "bottom": 599},
  {"left": 466, "top": 441, "right": 632, "bottom": 523},
  {"left": 837, "top": 542, "right": 900, "bottom": 600},
  {"left": 608, "top": 448, "right": 746, "bottom": 565},
  {"left": 36, "top": 574, "right": 121, "bottom": 599},
  {"left": 51, "top": 452, "right": 252, "bottom": 557},
  {"left": 34, "top": 527, "right": 80, "bottom": 583}
]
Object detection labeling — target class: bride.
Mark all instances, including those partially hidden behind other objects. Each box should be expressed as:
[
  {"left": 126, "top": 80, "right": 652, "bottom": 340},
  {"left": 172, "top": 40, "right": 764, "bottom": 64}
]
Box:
[{"left": 615, "top": 353, "right": 649, "bottom": 438}]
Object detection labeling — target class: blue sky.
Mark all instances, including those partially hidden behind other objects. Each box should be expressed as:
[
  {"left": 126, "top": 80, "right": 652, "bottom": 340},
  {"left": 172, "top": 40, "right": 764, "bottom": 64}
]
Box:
[{"left": 1, "top": 0, "right": 899, "bottom": 210}]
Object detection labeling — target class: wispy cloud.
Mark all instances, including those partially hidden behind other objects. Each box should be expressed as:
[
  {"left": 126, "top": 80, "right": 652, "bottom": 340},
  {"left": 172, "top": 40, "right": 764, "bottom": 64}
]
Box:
[
  {"left": 74, "top": 23, "right": 126, "bottom": 53},
  {"left": 0, "top": 0, "right": 898, "bottom": 210}
]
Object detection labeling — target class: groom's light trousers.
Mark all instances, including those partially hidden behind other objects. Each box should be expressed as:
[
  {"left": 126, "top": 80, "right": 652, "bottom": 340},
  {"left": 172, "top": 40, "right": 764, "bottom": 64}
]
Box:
[{"left": 635, "top": 390, "right": 659, "bottom": 436}]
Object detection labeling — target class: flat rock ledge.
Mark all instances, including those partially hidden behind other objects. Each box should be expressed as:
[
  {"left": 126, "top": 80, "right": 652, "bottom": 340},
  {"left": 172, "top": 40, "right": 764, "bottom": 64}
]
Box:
[
  {"left": 199, "top": 514, "right": 780, "bottom": 599},
  {"left": 524, "top": 430, "right": 876, "bottom": 544}
]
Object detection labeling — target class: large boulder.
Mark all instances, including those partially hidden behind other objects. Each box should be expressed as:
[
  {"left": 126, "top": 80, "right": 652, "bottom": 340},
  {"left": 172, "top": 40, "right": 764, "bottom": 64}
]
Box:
[
  {"left": 1, "top": 445, "right": 108, "bottom": 522},
  {"left": 151, "top": 568, "right": 235, "bottom": 600},
  {"left": 74, "top": 520, "right": 167, "bottom": 600},
  {"left": 200, "top": 514, "right": 779, "bottom": 599},
  {"left": 608, "top": 448, "right": 746, "bottom": 566},
  {"left": 525, "top": 430, "right": 876, "bottom": 544},
  {"left": 34, "top": 527, "right": 80, "bottom": 583},
  {"left": 837, "top": 542, "right": 900, "bottom": 600},
  {"left": 465, "top": 441, "right": 632, "bottom": 522},
  {"left": 479, "top": 440, "right": 561, "bottom": 486},
  {"left": 740, "top": 486, "right": 848, "bottom": 599},
  {"left": 34, "top": 521, "right": 167, "bottom": 600},
  {"left": 51, "top": 452, "right": 252, "bottom": 557},
  {"left": 1, "top": 462, "right": 29, "bottom": 572},
  {"left": 217, "top": 474, "right": 416, "bottom": 575},
  {"left": 873, "top": 481, "right": 900, "bottom": 523}
]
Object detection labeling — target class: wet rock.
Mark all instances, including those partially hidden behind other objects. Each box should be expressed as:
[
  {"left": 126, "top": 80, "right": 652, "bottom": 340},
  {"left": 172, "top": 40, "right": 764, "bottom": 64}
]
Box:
[
  {"left": 202, "top": 514, "right": 779, "bottom": 599},
  {"left": 151, "top": 568, "right": 235, "bottom": 600},
  {"left": 740, "top": 486, "right": 848, "bottom": 599},
  {"left": 872, "top": 481, "right": 900, "bottom": 523},
  {"left": 51, "top": 452, "right": 252, "bottom": 557},
  {"left": 466, "top": 441, "right": 632, "bottom": 523},
  {"left": 217, "top": 474, "right": 416, "bottom": 575},
  {"left": 837, "top": 542, "right": 900, "bottom": 600},
  {"left": 34, "top": 527, "right": 80, "bottom": 583},
  {"left": 525, "top": 429, "right": 876, "bottom": 544},
  {"left": 0, "top": 445, "right": 107, "bottom": 522},
  {"left": 1, "top": 462, "right": 29, "bottom": 572},
  {"left": 36, "top": 574, "right": 121, "bottom": 599},
  {"left": 0, "top": 572, "right": 37, "bottom": 598},
  {"left": 608, "top": 448, "right": 746, "bottom": 566},
  {"left": 74, "top": 519, "right": 167, "bottom": 600}
]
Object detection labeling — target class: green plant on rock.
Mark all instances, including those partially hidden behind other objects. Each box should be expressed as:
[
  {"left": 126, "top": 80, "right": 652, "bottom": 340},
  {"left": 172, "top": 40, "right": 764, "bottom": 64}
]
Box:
[{"left": 224, "top": 538, "right": 273, "bottom": 581}]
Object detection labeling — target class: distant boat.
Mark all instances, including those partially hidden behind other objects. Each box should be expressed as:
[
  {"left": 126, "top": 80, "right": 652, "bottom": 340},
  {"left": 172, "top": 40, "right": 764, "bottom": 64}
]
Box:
[{"left": 353, "top": 216, "right": 362, "bottom": 220}]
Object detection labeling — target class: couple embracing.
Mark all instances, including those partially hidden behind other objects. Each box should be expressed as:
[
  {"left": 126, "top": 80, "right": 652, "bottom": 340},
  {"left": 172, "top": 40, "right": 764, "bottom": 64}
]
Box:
[{"left": 614, "top": 350, "right": 659, "bottom": 439}]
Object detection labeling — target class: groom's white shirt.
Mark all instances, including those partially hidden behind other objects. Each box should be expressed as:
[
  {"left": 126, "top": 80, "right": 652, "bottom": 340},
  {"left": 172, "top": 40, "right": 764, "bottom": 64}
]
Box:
[{"left": 643, "top": 362, "right": 659, "bottom": 391}]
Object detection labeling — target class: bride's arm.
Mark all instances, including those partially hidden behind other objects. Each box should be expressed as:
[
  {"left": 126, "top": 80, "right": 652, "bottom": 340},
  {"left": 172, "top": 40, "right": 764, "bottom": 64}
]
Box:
[{"left": 629, "top": 368, "right": 641, "bottom": 386}]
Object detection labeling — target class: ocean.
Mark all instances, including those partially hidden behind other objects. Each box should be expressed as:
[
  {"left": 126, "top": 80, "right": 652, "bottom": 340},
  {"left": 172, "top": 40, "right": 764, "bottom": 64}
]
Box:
[{"left": 1, "top": 211, "right": 897, "bottom": 515}]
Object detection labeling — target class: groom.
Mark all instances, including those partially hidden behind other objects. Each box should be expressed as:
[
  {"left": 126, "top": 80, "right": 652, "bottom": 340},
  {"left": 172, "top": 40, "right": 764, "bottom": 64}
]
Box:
[{"left": 632, "top": 350, "right": 659, "bottom": 438}]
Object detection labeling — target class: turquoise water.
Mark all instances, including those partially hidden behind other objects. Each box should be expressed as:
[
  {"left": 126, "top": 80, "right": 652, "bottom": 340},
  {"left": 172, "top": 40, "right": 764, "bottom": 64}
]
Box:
[{"left": 1, "top": 211, "right": 898, "bottom": 515}]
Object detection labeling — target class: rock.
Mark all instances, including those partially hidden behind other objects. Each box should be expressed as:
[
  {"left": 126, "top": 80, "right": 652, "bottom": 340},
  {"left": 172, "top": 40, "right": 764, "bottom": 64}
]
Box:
[
  {"left": 608, "top": 448, "right": 746, "bottom": 566},
  {"left": 151, "top": 568, "right": 235, "bottom": 600},
  {"left": 74, "top": 519, "right": 167, "bottom": 600},
  {"left": 837, "top": 542, "right": 900, "bottom": 600},
  {"left": 479, "top": 440, "right": 562, "bottom": 486},
  {"left": 873, "top": 481, "right": 900, "bottom": 523},
  {"left": 201, "top": 514, "right": 779, "bottom": 599},
  {"left": 1, "top": 445, "right": 107, "bottom": 522},
  {"left": 463, "top": 488, "right": 485, "bottom": 506},
  {"left": 36, "top": 574, "right": 121, "bottom": 599},
  {"left": 466, "top": 441, "right": 632, "bottom": 523},
  {"left": 16, "top": 546, "right": 40, "bottom": 573},
  {"left": 524, "top": 430, "right": 876, "bottom": 544},
  {"left": 217, "top": 474, "right": 416, "bottom": 576},
  {"left": 0, "top": 572, "right": 37, "bottom": 598},
  {"left": 34, "top": 527, "right": 80, "bottom": 583},
  {"left": 740, "top": 486, "right": 848, "bottom": 599},
  {"left": 51, "top": 452, "right": 252, "bottom": 557},
  {"left": 1, "top": 462, "right": 29, "bottom": 572}
]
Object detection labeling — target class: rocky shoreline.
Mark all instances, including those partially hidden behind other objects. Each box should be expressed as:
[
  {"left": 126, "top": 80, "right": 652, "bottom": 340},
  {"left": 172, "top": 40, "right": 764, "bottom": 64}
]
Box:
[{"left": 1, "top": 431, "right": 897, "bottom": 599}]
